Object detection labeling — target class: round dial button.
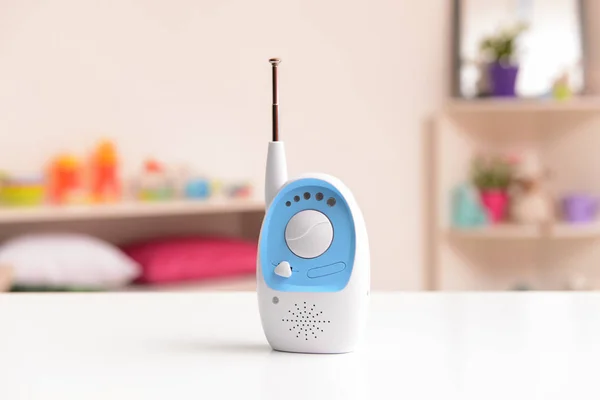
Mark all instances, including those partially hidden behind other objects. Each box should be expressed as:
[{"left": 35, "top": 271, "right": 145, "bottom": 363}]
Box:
[{"left": 285, "top": 210, "right": 333, "bottom": 258}]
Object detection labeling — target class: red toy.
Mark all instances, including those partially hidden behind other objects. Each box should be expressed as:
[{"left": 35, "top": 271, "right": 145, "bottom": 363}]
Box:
[
  {"left": 90, "top": 140, "right": 121, "bottom": 203},
  {"left": 48, "top": 154, "right": 84, "bottom": 204}
]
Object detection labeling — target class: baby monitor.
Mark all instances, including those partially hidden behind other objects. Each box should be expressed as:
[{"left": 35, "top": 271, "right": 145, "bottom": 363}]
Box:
[{"left": 257, "top": 58, "right": 370, "bottom": 354}]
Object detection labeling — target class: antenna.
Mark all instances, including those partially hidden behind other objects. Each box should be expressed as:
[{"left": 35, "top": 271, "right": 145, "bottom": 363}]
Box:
[
  {"left": 265, "top": 57, "right": 288, "bottom": 208},
  {"left": 270, "top": 58, "right": 280, "bottom": 142}
]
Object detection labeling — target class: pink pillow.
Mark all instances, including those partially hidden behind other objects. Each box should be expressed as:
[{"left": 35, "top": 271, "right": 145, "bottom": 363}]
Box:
[{"left": 121, "top": 237, "right": 257, "bottom": 284}]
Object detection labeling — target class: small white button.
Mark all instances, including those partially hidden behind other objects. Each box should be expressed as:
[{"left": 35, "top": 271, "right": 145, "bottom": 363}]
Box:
[
  {"left": 285, "top": 210, "right": 333, "bottom": 259},
  {"left": 274, "top": 261, "right": 292, "bottom": 278}
]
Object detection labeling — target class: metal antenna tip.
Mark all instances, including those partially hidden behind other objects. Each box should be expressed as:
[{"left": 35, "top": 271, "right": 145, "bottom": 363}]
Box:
[{"left": 269, "top": 58, "right": 281, "bottom": 66}]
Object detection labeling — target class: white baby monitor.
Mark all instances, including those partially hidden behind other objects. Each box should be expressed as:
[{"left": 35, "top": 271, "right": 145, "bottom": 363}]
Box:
[{"left": 257, "top": 58, "right": 370, "bottom": 354}]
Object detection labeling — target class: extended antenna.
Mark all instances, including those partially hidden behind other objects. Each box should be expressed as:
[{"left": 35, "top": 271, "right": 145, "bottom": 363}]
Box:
[
  {"left": 270, "top": 58, "right": 280, "bottom": 141},
  {"left": 265, "top": 57, "right": 288, "bottom": 208}
]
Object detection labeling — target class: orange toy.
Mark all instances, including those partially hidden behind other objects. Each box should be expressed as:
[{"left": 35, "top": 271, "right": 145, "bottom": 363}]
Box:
[
  {"left": 90, "top": 140, "right": 121, "bottom": 203},
  {"left": 48, "top": 154, "right": 84, "bottom": 204}
]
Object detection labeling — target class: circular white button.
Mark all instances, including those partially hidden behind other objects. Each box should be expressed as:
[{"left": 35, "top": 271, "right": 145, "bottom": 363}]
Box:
[{"left": 285, "top": 210, "right": 333, "bottom": 258}]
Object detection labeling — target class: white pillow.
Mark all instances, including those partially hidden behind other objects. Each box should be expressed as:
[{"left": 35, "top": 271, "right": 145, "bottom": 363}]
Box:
[{"left": 0, "top": 234, "right": 140, "bottom": 288}]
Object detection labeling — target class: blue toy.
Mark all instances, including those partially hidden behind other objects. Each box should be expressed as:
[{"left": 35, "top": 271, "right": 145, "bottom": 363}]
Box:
[{"left": 451, "top": 183, "right": 488, "bottom": 228}]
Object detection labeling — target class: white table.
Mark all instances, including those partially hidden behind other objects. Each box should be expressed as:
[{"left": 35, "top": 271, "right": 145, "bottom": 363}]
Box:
[{"left": 1, "top": 293, "right": 600, "bottom": 400}]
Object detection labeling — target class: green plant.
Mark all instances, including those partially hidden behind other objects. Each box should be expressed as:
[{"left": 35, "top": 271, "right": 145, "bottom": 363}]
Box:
[
  {"left": 480, "top": 23, "right": 528, "bottom": 65},
  {"left": 472, "top": 155, "right": 513, "bottom": 191}
]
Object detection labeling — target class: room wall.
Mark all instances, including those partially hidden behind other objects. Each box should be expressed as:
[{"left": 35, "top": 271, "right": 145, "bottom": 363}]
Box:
[
  {"left": 0, "top": 0, "right": 449, "bottom": 290},
  {"left": 585, "top": 0, "right": 600, "bottom": 94}
]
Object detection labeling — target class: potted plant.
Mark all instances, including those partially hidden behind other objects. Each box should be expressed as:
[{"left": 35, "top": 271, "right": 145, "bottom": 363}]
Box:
[
  {"left": 472, "top": 155, "right": 514, "bottom": 223},
  {"left": 480, "top": 23, "right": 527, "bottom": 97}
]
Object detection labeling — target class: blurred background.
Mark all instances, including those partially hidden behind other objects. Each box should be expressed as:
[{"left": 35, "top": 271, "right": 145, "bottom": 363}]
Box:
[{"left": 0, "top": 0, "right": 598, "bottom": 293}]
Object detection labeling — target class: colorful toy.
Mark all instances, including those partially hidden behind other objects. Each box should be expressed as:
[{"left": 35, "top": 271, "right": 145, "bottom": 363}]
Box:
[
  {"left": 210, "top": 180, "right": 224, "bottom": 198},
  {"left": 561, "top": 194, "right": 598, "bottom": 224},
  {"left": 184, "top": 178, "right": 211, "bottom": 200},
  {"left": 90, "top": 140, "right": 121, "bottom": 203},
  {"left": 225, "top": 182, "right": 253, "bottom": 198},
  {"left": 137, "top": 159, "right": 173, "bottom": 201},
  {"left": 0, "top": 174, "right": 46, "bottom": 207},
  {"left": 510, "top": 152, "right": 553, "bottom": 224},
  {"left": 48, "top": 155, "right": 85, "bottom": 204},
  {"left": 552, "top": 70, "right": 573, "bottom": 100},
  {"left": 451, "top": 183, "right": 488, "bottom": 228}
]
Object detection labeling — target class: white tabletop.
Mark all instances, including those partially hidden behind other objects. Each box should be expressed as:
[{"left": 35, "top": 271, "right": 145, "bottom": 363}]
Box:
[{"left": 1, "top": 293, "right": 600, "bottom": 400}]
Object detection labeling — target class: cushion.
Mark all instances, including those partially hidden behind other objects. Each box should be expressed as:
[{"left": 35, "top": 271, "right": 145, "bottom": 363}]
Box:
[
  {"left": 121, "top": 237, "right": 257, "bottom": 284},
  {"left": 0, "top": 234, "right": 140, "bottom": 289}
]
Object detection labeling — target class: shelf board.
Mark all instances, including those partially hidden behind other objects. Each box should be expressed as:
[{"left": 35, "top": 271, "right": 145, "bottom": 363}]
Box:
[
  {"left": 0, "top": 198, "right": 265, "bottom": 224},
  {"left": 448, "top": 221, "right": 600, "bottom": 240},
  {"left": 446, "top": 97, "right": 600, "bottom": 114},
  {"left": 448, "top": 224, "right": 541, "bottom": 239},
  {"left": 550, "top": 222, "right": 600, "bottom": 238}
]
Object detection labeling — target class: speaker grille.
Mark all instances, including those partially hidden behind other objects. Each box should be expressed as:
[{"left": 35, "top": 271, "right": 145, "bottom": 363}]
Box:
[{"left": 281, "top": 301, "right": 331, "bottom": 341}]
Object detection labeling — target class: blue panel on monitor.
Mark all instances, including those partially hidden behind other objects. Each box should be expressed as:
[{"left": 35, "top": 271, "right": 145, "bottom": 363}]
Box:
[{"left": 260, "top": 178, "right": 356, "bottom": 292}]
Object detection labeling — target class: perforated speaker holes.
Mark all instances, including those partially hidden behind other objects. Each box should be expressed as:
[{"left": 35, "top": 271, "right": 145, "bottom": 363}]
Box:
[{"left": 282, "top": 301, "right": 331, "bottom": 340}]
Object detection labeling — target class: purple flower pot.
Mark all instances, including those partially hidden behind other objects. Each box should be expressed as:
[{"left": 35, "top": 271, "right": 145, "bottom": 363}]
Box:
[
  {"left": 489, "top": 62, "right": 519, "bottom": 97},
  {"left": 562, "top": 195, "right": 598, "bottom": 224}
]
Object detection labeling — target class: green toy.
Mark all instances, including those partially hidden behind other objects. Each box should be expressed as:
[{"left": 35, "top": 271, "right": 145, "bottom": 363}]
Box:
[{"left": 451, "top": 183, "right": 488, "bottom": 228}]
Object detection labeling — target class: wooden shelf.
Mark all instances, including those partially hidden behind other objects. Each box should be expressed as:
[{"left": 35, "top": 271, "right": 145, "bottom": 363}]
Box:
[
  {"left": 448, "top": 221, "right": 600, "bottom": 240},
  {"left": 446, "top": 97, "right": 600, "bottom": 114},
  {"left": 0, "top": 198, "right": 265, "bottom": 224}
]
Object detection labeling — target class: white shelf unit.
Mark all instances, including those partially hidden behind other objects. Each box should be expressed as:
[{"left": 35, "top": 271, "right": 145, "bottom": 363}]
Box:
[
  {"left": 430, "top": 98, "right": 600, "bottom": 291},
  {"left": 0, "top": 198, "right": 266, "bottom": 246},
  {"left": 0, "top": 198, "right": 264, "bottom": 224},
  {"left": 447, "top": 97, "right": 600, "bottom": 114},
  {"left": 448, "top": 224, "right": 541, "bottom": 239},
  {"left": 448, "top": 222, "right": 600, "bottom": 240}
]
